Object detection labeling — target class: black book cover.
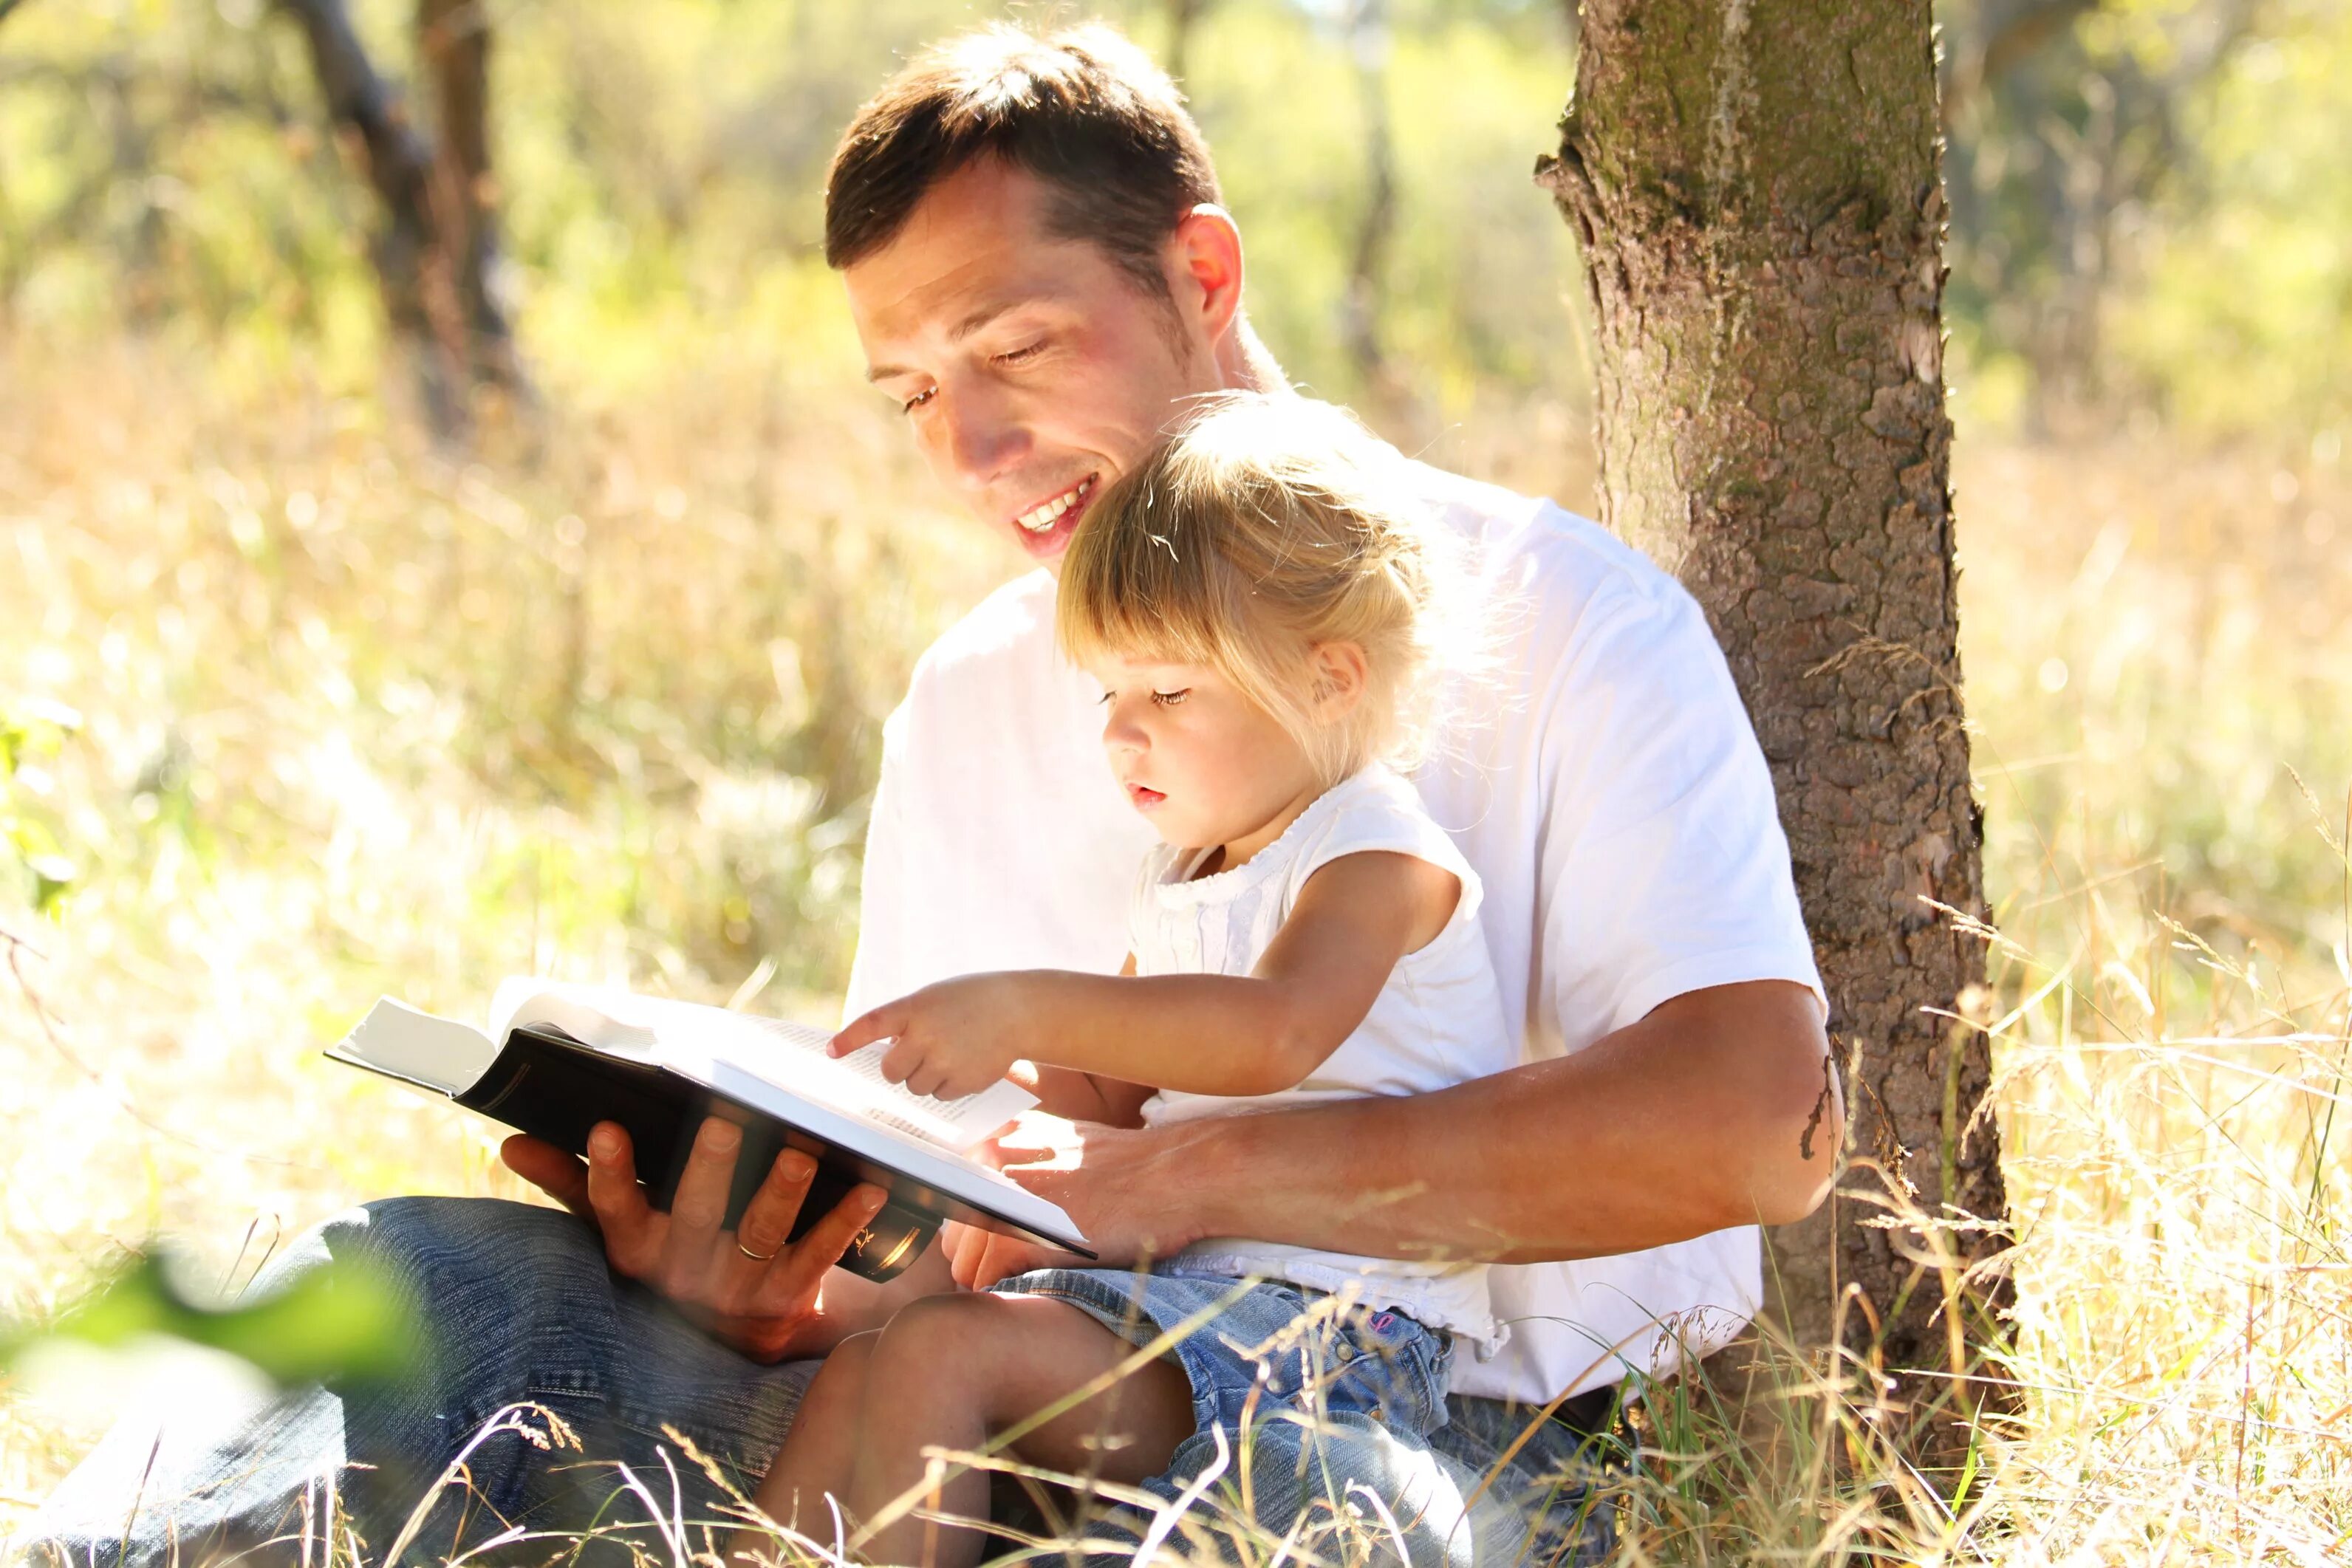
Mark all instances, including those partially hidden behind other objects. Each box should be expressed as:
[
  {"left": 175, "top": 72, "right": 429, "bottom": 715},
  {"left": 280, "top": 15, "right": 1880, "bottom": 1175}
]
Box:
[{"left": 456, "top": 1024, "right": 931, "bottom": 1282}]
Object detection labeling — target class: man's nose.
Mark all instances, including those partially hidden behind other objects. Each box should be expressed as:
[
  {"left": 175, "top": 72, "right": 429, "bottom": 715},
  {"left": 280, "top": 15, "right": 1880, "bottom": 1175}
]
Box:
[{"left": 934, "top": 386, "right": 1030, "bottom": 492}]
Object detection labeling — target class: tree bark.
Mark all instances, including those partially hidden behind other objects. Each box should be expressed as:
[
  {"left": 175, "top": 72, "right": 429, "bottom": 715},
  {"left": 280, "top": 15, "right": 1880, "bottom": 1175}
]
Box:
[
  {"left": 1539, "top": 0, "right": 2009, "bottom": 1438},
  {"left": 1164, "top": 0, "right": 1210, "bottom": 86},
  {"left": 417, "top": 0, "right": 525, "bottom": 397},
  {"left": 1341, "top": 0, "right": 1397, "bottom": 397},
  {"left": 278, "top": 0, "right": 527, "bottom": 439},
  {"left": 278, "top": 0, "right": 462, "bottom": 436}
]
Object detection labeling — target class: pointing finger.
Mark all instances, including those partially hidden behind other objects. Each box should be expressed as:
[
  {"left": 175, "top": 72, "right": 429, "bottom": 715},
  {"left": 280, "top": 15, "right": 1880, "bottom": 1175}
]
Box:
[{"left": 830, "top": 1008, "right": 894, "bottom": 1058}]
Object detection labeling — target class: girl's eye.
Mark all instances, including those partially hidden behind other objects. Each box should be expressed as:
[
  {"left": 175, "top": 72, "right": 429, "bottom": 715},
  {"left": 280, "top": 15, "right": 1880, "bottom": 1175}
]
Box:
[
  {"left": 1095, "top": 691, "right": 1115, "bottom": 707},
  {"left": 1151, "top": 689, "right": 1189, "bottom": 707}
]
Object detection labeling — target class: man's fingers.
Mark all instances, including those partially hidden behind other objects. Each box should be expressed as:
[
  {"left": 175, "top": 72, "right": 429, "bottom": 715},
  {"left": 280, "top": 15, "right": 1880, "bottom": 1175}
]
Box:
[
  {"left": 501, "top": 1134, "right": 592, "bottom": 1219},
  {"left": 732, "top": 1148, "right": 818, "bottom": 1262},
  {"left": 991, "top": 1109, "right": 1081, "bottom": 1158},
  {"left": 581, "top": 1123, "right": 660, "bottom": 1277},
  {"left": 765, "top": 1184, "right": 889, "bottom": 1303},
  {"left": 659, "top": 1117, "right": 744, "bottom": 1296}
]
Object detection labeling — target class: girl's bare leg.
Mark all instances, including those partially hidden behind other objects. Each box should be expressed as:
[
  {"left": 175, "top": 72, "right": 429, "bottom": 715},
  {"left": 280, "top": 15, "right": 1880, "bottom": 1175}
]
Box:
[
  {"left": 846, "top": 1293, "right": 1194, "bottom": 1568},
  {"left": 734, "top": 1332, "right": 881, "bottom": 1560}
]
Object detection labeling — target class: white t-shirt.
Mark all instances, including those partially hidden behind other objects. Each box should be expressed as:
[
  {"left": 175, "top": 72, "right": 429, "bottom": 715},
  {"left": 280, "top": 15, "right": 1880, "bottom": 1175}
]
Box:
[
  {"left": 846, "top": 460, "right": 1825, "bottom": 1403},
  {"left": 1133, "top": 764, "right": 1513, "bottom": 1349}
]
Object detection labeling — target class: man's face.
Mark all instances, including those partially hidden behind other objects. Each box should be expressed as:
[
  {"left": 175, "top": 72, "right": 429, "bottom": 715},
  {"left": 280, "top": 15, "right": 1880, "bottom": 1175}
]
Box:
[{"left": 842, "top": 160, "right": 1230, "bottom": 566}]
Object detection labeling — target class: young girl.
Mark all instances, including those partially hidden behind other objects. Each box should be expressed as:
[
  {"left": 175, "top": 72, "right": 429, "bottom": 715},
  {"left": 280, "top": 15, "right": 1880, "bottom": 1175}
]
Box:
[{"left": 745, "top": 395, "right": 1515, "bottom": 1566}]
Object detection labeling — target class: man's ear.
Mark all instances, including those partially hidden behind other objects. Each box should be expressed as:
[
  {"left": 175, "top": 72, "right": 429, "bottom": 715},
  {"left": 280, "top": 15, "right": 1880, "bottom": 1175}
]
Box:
[
  {"left": 1306, "top": 641, "right": 1370, "bottom": 725},
  {"left": 1166, "top": 205, "right": 1245, "bottom": 349}
]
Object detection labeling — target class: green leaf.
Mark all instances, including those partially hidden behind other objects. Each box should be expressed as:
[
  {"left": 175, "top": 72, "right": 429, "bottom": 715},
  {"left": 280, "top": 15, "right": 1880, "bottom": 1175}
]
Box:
[
  {"left": 1, "top": 1252, "right": 423, "bottom": 1389},
  {"left": 28, "top": 853, "right": 75, "bottom": 916}
]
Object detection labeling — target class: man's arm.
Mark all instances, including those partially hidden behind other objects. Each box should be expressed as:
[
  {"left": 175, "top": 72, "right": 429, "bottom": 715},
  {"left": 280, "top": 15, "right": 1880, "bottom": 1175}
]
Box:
[{"left": 989, "top": 980, "right": 1836, "bottom": 1273}]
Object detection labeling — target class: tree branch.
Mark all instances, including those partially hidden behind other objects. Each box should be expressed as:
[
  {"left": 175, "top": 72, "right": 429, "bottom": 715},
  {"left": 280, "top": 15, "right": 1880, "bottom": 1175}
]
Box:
[{"left": 1944, "top": 0, "right": 2107, "bottom": 124}]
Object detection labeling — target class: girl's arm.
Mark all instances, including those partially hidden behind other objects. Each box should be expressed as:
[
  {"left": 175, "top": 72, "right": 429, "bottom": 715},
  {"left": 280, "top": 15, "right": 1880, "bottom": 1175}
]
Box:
[
  {"left": 1015, "top": 959, "right": 1159, "bottom": 1126},
  {"left": 830, "top": 852, "right": 1460, "bottom": 1101}
]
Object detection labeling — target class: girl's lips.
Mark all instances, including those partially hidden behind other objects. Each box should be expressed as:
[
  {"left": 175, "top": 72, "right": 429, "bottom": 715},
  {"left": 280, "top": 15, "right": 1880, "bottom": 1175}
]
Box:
[{"left": 1127, "top": 784, "right": 1166, "bottom": 810}]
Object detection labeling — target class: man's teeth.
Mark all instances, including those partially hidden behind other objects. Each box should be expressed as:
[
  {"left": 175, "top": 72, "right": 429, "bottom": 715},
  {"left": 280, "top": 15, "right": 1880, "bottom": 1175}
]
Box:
[{"left": 1017, "top": 476, "right": 1095, "bottom": 533}]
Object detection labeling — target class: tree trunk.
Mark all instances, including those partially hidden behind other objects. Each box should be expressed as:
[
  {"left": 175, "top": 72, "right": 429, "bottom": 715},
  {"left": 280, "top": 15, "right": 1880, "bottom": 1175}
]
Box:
[
  {"left": 1539, "top": 0, "right": 2009, "bottom": 1440},
  {"left": 278, "top": 0, "right": 527, "bottom": 439},
  {"left": 417, "top": 0, "right": 526, "bottom": 397},
  {"left": 279, "top": 0, "right": 463, "bottom": 437},
  {"left": 1340, "top": 0, "right": 1398, "bottom": 397},
  {"left": 1164, "top": 0, "right": 1210, "bottom": 86}
]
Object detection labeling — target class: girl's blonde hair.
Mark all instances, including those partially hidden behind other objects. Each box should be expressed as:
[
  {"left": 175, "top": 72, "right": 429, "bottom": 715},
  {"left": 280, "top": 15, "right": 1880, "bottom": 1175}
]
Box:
[{"left": 1057, "top": 393, "right": 1463, "bottom": 788}]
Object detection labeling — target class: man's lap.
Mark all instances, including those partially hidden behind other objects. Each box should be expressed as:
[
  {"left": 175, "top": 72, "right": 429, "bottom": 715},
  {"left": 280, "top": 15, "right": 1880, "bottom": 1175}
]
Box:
[
  {"left": 21, "top": 1196, "right": 1616, "bottom": 1566},
  {"left": 23, "top": 1196, "right": 816, "bottom": 1564}
]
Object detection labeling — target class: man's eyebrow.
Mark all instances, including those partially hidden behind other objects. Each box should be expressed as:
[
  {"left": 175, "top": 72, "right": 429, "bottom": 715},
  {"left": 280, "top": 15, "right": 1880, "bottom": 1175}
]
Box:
[{"left": 864, "top": 301, "right": 1033, "bottom": 383}]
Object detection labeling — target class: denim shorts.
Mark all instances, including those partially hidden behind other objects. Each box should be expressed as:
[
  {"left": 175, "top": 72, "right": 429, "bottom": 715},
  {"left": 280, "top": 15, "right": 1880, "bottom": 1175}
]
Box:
[{"left": 991, "top": 1264, "right": 1453, "bottom": 1440}]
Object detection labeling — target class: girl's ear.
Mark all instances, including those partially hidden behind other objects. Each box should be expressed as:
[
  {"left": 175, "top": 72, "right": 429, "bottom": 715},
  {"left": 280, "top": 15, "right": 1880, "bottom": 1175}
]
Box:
[{"left": 1306, "top": 641, "right": 1370, "bottom": 724}]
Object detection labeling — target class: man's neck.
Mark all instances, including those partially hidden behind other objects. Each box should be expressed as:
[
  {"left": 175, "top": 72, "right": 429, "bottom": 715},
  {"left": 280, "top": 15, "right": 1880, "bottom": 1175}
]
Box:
[{"left": 1217, "top": 317, "right": 1290, "bottom": 395}]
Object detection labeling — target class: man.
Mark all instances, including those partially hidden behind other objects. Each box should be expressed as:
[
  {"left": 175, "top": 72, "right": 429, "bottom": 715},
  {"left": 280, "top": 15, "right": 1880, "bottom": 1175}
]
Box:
[{"left": 26, "top": 21, "right": 1835, "bottom": 1567}]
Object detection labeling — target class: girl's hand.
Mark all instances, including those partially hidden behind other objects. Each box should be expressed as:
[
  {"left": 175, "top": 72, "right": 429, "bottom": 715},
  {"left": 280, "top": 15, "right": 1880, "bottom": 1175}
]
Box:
[
  {"left": 941, "top": 1216, "right": 1078, "bottom": 1290},
  {"left": 830, "top": 973, "right": 1030, "bottom": 1100}
]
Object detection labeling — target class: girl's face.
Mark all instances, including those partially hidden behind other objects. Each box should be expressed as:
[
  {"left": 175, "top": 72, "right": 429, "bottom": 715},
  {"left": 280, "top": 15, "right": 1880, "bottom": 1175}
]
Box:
[{"left": 1087, "top": 651, "right": 1325, "bottom": 866}]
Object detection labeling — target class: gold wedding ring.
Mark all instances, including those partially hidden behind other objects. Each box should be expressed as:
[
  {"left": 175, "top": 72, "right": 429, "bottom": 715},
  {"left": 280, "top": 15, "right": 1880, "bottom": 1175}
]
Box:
[{"left": 736, "top": 1239, "right": 778, "bottom": 1263}]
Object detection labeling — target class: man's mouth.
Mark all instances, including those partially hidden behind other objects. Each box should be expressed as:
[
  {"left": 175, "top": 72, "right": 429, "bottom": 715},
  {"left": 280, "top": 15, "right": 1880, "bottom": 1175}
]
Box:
[{"left": 1011, "top": 474, "right": 1098, "bottom": 550}]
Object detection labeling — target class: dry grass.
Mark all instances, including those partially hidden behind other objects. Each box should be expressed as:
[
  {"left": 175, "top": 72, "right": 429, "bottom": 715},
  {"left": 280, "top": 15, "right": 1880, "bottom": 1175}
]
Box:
[{"left": 2, "top": 340, "right": 2349, "bottom": 1562}]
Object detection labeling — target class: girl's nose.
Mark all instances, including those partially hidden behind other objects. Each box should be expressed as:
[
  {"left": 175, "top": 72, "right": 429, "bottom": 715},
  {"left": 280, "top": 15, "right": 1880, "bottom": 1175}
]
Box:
[{"left": 1101, "top": 702, "right": 1147, "bottom": 753}]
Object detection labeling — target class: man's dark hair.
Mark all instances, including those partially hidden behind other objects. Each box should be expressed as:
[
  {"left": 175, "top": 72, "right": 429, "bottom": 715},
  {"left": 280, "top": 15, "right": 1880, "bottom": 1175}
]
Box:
[{"left": 823, "top": 23, "right": 1221, "bottom": 301}]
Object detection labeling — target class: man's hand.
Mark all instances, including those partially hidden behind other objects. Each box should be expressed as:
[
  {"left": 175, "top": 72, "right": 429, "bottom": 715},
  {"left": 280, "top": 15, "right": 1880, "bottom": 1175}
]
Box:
[
  {"left": 501, "top": 1117, "right": 888, "bottom": 1363},
  {"left": 980, "top": 1112, "right": 1203, "bottom": 1273},
  {"left": 830, "top": 974, "right": 1030, "bottom": 1100}
]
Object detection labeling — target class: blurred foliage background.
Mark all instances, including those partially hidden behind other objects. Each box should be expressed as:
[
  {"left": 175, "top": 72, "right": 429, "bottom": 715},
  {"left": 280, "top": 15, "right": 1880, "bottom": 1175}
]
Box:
[{"left": 3, "top": 0, "right": 2349, "bottom": 1556}]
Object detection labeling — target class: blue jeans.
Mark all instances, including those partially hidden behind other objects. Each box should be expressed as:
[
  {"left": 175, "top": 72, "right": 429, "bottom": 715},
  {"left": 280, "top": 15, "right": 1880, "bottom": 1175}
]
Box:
[
  {"left": 18, "top": 1199, "right": 1620, "bottom": 1565},
  {"left": 995, "top": 1266, "right": 1454, "bottom": 1437}
]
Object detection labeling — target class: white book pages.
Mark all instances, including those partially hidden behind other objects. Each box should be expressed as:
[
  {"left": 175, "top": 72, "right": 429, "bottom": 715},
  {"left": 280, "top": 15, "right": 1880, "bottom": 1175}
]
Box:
[
  {"left": 336, "top": 998, "right": 499, "bottom": 1095},
  {"left": 335, "top": 982, "right": 1088, "bottom": 1254},
  {"left": 488, "top": 979, "right": 1036, "bottom": 1151}
]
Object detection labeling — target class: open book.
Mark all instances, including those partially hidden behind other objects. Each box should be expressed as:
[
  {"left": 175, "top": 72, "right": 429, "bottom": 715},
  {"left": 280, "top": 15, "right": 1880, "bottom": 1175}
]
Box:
[{"left": 327, "top": 979, "right": 1090, "bottom": 1281}]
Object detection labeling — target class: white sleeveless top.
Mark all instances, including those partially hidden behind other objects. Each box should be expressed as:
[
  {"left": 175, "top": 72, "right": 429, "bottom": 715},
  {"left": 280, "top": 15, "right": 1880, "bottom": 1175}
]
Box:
[{"left": 1132, "top": 764, "right": 1514, "bottom": 1348}]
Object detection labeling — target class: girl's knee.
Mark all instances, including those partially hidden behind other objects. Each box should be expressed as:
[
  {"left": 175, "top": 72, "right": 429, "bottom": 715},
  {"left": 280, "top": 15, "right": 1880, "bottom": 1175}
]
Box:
[
  {"left": 872, "top": 1290, "right": 1020, "bottom": 1365},
  {"left": 865, "top": 1293, "right": 1067, "bottom": 1414}
]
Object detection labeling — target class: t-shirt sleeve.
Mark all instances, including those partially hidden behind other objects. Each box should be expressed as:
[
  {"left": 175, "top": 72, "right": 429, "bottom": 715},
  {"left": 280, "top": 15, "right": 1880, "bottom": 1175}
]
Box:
[
  {"left": 842, "top": 699, "right": 916, "bottom": 1024},
  {"left": 1536, "top": 575, "right": 1824, "bottom": 1047}
]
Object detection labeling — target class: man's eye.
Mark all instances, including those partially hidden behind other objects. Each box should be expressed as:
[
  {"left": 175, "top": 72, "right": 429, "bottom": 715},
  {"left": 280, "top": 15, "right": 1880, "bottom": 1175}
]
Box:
[
  {"left": 900, "top": 387, "right": 935, "bottom": 414},
  {"left": 1151, "top": 689, "right": 1189, "bottom": 707},
  {"left": 996, "top": 341, "right": 1045, "bottom": 366}
]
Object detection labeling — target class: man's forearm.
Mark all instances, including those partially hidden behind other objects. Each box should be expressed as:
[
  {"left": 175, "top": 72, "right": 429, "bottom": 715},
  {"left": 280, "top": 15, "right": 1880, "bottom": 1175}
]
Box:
[{"left": 1150, "top": 981, "right": 1838, "bottom": 1266}]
